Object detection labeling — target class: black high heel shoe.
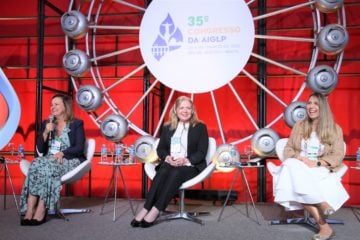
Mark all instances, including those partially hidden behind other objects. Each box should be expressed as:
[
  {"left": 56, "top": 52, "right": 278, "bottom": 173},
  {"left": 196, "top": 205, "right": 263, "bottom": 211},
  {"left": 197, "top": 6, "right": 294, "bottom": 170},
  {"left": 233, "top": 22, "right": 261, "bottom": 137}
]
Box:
[
  {"left": 30, "top": 211, "right": 47, "bottom": 226},
  {"left": 130, "top": 219, "right": 142, "bottom": 227},
  {"left": 20, "top": 218, "right": 32, "bottom": 226},
  {"left": 140, "top": 219, "right": 155, "bottom": 228}
]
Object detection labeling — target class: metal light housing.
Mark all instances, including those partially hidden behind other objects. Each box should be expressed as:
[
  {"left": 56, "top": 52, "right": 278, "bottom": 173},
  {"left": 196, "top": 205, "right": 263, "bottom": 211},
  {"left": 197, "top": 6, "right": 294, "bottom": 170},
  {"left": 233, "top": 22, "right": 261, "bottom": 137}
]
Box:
[
  {"left": 251, "top": 128, "right": 279, "bottom": 157},
  {"left": 284, "top": 101, "right": 307, "bottom": 128},
  {"left": 315, "top": 0, "right": 344, "bottom": 13},
  {"left": 61, "top": 10, "right": 88, "bottom": 39},
  {"left": 134, "top": 135, "right": 159, "bottom": 163},
  {"left": 213, "top": 143, "right": 240, "bottom": 173},
  {"left": 317, "top": 24, "right": 349, "bottom": 55},
  {"left": 63, "top": 49, "right": 91, "bottom": 77},
  {"left": 100, "top": 114, "right": 129, "bottom": 142},
  {"left": 76, "top": 85, "right": 103, "bottom": 111},
  {"left": 306, "top": 65, "right": 338, "bottom": 94}
]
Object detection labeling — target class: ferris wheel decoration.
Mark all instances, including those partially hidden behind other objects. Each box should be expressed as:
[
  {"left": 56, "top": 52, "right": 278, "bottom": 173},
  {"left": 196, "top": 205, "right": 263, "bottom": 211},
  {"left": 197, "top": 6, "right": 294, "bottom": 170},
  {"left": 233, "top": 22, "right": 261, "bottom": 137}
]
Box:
[
  {"left": 306, "top": 65, "right": 339, "bottom": 94},
  {"left": 283, "top": 101, "right": 307, "bottom": 128},
  {"left": 75, "top": 85, "right": 103, "bottom": 111},
  {"left": 61, "top": 0, "right": 348, "bottom": 156},
  {"left": 133, "top": 135, "right": 159, "bottom": 163}
]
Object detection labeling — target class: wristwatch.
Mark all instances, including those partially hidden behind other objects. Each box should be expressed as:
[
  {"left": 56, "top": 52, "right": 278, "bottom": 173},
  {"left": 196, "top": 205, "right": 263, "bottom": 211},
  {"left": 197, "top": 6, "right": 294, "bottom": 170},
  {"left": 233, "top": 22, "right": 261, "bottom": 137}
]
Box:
[{"left": 317, "top": 161, "right": 321, "bottom": 167}]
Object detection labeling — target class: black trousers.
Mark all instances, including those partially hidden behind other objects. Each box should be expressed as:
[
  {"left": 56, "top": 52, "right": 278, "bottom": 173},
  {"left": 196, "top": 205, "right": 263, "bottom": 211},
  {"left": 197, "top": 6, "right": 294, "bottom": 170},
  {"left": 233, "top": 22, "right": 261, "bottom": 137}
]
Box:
[{"left": 144, "top": 162, "right": 199, "bottom": 211}]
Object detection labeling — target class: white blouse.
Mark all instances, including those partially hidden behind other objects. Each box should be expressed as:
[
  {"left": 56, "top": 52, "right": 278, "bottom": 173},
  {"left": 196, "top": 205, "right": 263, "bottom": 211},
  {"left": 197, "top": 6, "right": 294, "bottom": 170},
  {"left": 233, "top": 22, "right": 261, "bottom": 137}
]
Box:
[
  {"left": 170, "top": 122, "right": 189, "bottom": 160},
  {"left": 300, "top": 131, "right": 325, "bottom": 161}
]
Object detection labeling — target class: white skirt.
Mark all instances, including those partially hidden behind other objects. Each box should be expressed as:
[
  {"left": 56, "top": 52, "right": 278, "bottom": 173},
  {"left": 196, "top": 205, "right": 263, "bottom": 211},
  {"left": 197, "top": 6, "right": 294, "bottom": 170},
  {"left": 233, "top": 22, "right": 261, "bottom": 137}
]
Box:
[{"left": 268, "top": 158, "right": 349, "bottom": 211}]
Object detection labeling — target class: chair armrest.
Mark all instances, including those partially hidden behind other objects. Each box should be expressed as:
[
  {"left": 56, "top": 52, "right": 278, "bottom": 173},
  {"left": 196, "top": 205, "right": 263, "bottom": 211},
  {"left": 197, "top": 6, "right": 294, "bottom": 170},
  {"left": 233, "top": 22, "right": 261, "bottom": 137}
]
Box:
[
  {"left": 180, "top": 163, "right": 216, "bottom": 189},
  {"left": 333, "top": 163, "right": 348, "bottom": 179},
  {"left": 61, "top": 160, "right": 91, "bottom": 184},
  {"left": 144, "top": 162, "right": 157, "bottom": 180},
  {"left": 19, "top": 159, "right": 31, "bottom": 176}
]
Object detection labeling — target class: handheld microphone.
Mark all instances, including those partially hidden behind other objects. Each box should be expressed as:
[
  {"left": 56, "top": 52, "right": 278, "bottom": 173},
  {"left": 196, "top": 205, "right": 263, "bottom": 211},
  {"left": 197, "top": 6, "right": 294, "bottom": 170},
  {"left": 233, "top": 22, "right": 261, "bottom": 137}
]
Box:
[{"left": 48, "top": 115, "right": 54, "bottom": 141}]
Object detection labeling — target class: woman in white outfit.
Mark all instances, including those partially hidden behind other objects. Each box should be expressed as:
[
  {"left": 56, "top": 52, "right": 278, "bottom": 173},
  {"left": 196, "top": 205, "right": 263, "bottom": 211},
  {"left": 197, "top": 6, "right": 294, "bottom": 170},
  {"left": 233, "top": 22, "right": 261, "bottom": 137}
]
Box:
[{"left": 268, "top": 92, "right": 349, "bottom": 240}]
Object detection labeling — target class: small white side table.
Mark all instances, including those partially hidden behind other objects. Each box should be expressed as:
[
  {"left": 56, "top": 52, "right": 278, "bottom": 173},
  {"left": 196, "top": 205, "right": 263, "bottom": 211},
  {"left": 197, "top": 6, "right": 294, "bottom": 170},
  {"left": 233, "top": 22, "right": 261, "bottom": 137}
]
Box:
[
  {"left": 217, "top": 162, "right": 263, "bottom": 225},
  {"left": 99, "top": 161, "right": 137, "bottom": 221}
]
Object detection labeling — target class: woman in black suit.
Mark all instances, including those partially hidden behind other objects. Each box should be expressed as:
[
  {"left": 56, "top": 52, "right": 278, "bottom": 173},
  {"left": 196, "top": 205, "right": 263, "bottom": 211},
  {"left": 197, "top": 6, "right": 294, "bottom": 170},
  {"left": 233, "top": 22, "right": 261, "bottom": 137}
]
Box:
[
  {"left": 131, "top": 96, "right": 209, "bottom": 228},
  {"left": 20, "top": 93, "right": 86, "bottom": 226}
]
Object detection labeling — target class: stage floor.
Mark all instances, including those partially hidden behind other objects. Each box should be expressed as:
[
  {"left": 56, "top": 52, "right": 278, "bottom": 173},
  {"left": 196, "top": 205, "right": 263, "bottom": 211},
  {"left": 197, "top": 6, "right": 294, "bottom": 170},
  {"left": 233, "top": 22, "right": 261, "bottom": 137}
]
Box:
[{"left": 1, "top": 195, "right": 359, "bottom": 240}]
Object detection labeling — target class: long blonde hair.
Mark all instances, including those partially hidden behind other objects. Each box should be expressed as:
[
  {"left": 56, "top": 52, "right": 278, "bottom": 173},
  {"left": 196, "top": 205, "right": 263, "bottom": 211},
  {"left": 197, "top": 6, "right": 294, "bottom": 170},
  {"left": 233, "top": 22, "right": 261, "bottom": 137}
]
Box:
[
  {"left": 166, "top": 96, "right": 200, "bottom": 130},
  {"left": 302, "top": 92, "right": 337, "bottom": 144}
]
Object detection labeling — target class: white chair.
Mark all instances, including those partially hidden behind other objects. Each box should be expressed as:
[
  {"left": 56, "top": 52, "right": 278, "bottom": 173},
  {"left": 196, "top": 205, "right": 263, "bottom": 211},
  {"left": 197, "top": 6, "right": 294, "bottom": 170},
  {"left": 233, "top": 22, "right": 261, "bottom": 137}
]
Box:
[
  {"left": 144, "top": 137, "right": 217, "bottom": 225},
  {"left": 19, "top": 138, "right": 96, "bottom": 217},
  {"left": 268, "top": 138, "right": 347, "bottom": 228}
]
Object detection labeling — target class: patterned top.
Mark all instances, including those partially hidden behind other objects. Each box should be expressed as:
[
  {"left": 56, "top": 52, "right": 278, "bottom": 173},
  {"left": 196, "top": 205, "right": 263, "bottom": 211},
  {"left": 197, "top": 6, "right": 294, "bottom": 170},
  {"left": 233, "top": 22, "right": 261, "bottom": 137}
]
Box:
[{"left": 46, "top": 123, "right": 71, "bottom": 157}]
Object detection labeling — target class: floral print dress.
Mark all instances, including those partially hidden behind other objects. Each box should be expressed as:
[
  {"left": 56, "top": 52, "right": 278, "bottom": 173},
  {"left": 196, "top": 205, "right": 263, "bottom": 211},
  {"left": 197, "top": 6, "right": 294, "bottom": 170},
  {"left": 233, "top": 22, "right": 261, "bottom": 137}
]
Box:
[{"left": 20, "top": 124, "right": 81, "bottom": 213}]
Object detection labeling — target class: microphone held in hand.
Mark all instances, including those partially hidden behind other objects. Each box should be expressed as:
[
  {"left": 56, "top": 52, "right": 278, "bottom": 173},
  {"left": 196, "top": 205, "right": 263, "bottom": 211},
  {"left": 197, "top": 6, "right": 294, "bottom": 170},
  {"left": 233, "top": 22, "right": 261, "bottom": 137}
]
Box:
[{"left": 48, "top": 115, "right": 55, "bottom": 141}]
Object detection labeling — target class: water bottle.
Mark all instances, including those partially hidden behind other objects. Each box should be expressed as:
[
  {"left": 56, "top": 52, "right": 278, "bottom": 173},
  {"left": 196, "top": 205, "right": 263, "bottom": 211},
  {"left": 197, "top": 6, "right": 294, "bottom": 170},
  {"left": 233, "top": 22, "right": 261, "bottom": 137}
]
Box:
[
  {"left": 128, "top": 144, "right": 135, "bottom": 164},
  {"left": 229, "top": 146, "right": 237, "bottom": 167},
  {"left": 356, "top": 147, "right": 360, "bottom": 169},
  {"left": 100, "top": 144, "right": 108, "bottom": 163},
  {"left": 115, "top": 144, "right": 123, "bottom": 163},
  {"left": 17, "top": 144, "right": 25, "bottom": 161}
]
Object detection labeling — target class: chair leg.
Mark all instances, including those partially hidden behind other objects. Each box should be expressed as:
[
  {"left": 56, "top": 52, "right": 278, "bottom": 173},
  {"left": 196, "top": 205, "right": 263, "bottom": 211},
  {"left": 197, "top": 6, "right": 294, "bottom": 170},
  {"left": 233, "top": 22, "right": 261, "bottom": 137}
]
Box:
[
  {"left": 270, "top": 210, "right": 344, "bottom": 229},
  {"left": 351, "top": 207, "right": 360, "bottom": 222},
  {"left": 48, "top": 200, "right": 91, "bottom": 221},
  {"left": 270, "top": 210, "right": 317, "bottom": 229},
  {"left": 157, "top": 190, "right": 205, "bottom": 225}
]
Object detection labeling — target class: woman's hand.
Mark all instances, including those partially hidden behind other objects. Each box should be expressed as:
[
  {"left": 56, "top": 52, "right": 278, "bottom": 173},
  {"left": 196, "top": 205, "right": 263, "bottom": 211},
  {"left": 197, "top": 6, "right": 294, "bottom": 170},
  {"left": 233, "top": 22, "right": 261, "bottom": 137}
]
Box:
[
  {"left": 52, "top": 152, "right": 64, "bottom": 164},
  {"left": 165, "top": 155, "right": 177, "bottom": 167},
  {"left": 165, "top": 156, "right": 190, "bottom": 167},
  {"left": 43, "top": 122, "right": 55, "bottom": 140},
  {"left": 174, "top": 157, "right": 190, "bottom": 167},
  {"left": 297, "top": 155, "right": 317, "bottom": 168},
  {"left": 45, "top": 122, "right": 55, "bottom": 135}
]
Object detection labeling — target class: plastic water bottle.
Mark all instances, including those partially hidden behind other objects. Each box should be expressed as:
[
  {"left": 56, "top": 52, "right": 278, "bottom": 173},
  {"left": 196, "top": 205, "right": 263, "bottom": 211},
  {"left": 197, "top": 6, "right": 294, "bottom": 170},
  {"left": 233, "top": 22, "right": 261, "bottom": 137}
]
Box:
[
  {"left": 100, "top": 144, "right": 108, "bottom": 163},
  {"left": 17, "top": 144, "right": 25, "bottom": 161},
  {"left": 128, "top": 144, "right": 135, "bottom": 164},
  {"left": 115, "top": 144, "right": 123, "bottom": 163},
  {"left": 229, "top": 146, "right": 237, "bottom": 166},
  {"left": 356, "top": 147, "right": 360, "bottom": 169}
]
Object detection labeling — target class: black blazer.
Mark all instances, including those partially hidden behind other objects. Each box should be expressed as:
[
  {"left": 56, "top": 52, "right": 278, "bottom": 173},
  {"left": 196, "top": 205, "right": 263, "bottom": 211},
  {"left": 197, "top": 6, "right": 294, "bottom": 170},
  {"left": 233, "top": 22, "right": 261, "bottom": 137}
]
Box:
[
  {"left": 36, "top": 118, "right": 86, "bottom": 162},
  {"left": 156, "top": 122, "right": 209, "bottom": 172}
]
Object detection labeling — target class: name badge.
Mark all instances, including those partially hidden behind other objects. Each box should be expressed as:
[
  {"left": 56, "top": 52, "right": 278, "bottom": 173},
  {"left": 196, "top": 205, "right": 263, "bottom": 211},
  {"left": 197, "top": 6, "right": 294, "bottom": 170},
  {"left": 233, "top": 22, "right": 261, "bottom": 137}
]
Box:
[
  {"left": 170, "top": 137, "right": 181, "bottom": 154},
  {"left": 49, "top": 140, "right": 61, "bottom": 155}
]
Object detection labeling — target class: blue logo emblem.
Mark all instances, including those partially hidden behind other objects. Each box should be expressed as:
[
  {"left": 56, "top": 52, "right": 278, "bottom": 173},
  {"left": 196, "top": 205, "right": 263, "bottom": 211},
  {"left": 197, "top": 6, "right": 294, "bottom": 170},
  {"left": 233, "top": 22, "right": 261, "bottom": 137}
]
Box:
[{"left": 152, "top": 14, "right": 183, "bottom": 61}]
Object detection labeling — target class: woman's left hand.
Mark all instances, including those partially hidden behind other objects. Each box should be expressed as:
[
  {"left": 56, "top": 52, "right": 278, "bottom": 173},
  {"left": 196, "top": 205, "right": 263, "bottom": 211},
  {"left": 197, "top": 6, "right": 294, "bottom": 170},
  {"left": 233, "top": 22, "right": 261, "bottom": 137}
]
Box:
[
  {"left": 53, "top": 152, "right": 64, "bottom": 164},
  {"left": 298, "top": 156, "right": 317, "bottom": 168},
  {"left": 174, "top": 157, "right": 190, "bottom": 167}
]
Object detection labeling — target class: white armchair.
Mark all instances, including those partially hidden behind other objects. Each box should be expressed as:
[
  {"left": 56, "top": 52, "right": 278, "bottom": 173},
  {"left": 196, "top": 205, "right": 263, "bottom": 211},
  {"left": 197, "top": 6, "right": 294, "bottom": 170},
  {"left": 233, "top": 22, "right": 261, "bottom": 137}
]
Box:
[
  {"left": 144, "top": 137, "right": 217, "bottom": 224},
  {"left": 19, "top": 138, "right": 96, "bottom": 217},
  {"left": 268, "top": 138, "right": 347, "bottom": 228}
]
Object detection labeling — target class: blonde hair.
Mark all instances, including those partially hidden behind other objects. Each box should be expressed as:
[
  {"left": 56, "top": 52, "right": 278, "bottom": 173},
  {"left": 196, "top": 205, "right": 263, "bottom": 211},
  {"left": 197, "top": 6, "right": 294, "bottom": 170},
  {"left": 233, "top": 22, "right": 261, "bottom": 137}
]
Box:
[
  {"left": 302, "top": 92, "right": 337, "bottom": 144},
  {"left": 166, "top": 96, "right": 200, "bottom": 130}
]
